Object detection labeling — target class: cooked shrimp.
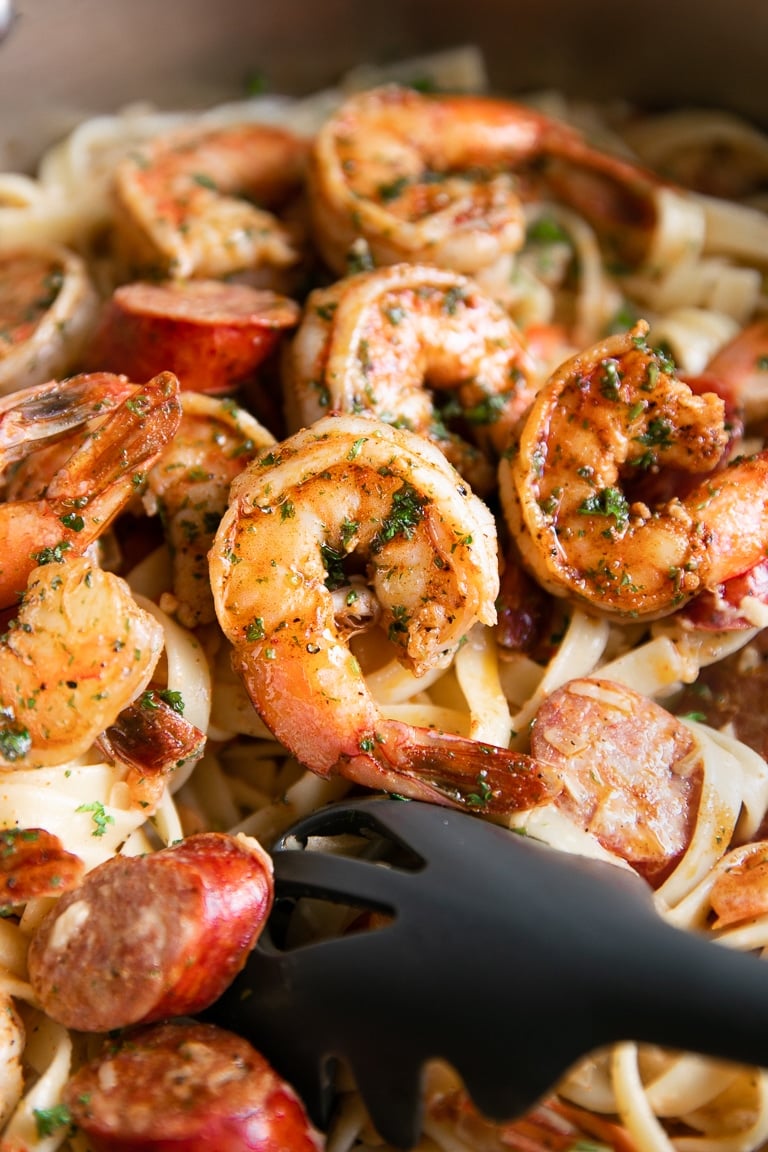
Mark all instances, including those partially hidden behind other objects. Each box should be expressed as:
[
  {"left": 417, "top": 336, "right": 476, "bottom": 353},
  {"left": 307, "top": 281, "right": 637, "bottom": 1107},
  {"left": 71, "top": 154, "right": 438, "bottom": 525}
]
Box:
[
  {"left": 530, "top": 678, "right": 702, "bottom": 884},
  {"left": 113, "top": 122, "right": 309, "bottom": 280},
  {"left": 309, "top": 84, "right": 659, "bottom": 277},
  {"left": 497, "top": 320, "right": 768, "bottom": 620},
  {"left": 210, "top": 413, "right": 558, "bottom": 814},
  {"left": 0, "top": 557, "right": 164, "bottom": 768},
  {"left": 0, "top": 244, "right": 99, "bottom": 395},
  {"left": 144, "top": 391, "right": 275, "bottom": 628},
  {"left": 0, "top": 371, "right": 181, "bottom": 609},
  {"left": 427, "top": 1089, "right": 635, "bottom": 1152},
  {"left": 284, "top": 262, "right": 536, "bottom": 493},
  {"left": 705, "top": 317, "right": 768, "bottom": 425},
  {"left": 709, "top": 841, "right": 768, "bottom": 927}
]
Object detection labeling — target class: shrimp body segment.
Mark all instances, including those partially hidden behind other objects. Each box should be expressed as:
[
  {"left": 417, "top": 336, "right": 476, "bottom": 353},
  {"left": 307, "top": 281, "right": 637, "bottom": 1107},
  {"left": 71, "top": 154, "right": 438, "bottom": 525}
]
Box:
[
  {"left": 210, "top": 414, "right": 557, "bottom": 814},
  {"left": 285, "top": 262, "right": 536, "bottom": 493},
  {"left": 0, "top": 371, "right": 182, "bottom": 609},
  {"left": 500, "top": 322, "right": 742, "bottom": 619},
  {"left": 0, "top": 557, "right": 164, "bottom": 768},
  {"left": 114, "top": 123, "right": 309, "bottom": 280},
  {"left": 309, "top": 84, "right": 658, "bottom": 276},
  {"left": 145, "top": 391, "right": 276, "bottom": 629},
  {"left": 0, "top": 244, "right": 99, "bottom": 395}
]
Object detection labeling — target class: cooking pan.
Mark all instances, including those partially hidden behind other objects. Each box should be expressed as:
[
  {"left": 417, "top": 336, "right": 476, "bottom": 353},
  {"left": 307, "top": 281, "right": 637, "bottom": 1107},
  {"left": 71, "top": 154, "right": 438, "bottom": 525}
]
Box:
[{"left": 2, "top": 0, "right": 768, "bottom": 172}]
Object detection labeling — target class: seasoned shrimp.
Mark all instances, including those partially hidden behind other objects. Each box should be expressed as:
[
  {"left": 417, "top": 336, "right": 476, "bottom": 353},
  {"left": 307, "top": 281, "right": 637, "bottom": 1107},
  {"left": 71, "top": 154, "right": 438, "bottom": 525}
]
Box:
[
  {"left": 707, "top": 841, "right": 768, "bottom": 928},
  {"left": 530, "top": 678, "right": 702, "bottom": 884},
  {"left": 145, "top": 391, "right": 275, "bottom": 628},
  {"left": 0, "top": 244, "right": 99, "bottom": 395},
  {"left": 0, "top": 557, "right": 164, "bottom": 768},
  {"left": 427, "top": 1089, "right": 635, "bottom": 1152},
  {"left": 284, "top": 262, "right": 536, "bottom": 494},
  {"left": 497, "top": 321, "right": 768, "bottom": 620},
  {"left": 705, "top": 317, "right": 768, "bottom": 425},
  {"left": 113, "top": 122, "right": 309, "bottom": 280},
  {"left": 309, "top": 84, "right": 659, "bottom": 277},
  {"left": 0, "top": 371, "right": 181, "bottom": 608},
  {"left": 210, "top": 413, "right": 558, "bottom": 814}
]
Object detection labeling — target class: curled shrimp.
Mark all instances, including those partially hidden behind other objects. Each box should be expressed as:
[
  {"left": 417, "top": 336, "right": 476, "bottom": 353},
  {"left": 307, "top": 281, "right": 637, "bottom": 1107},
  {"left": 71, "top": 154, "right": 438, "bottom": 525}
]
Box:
[
  {"left": 497, "top": 321, "right": 768, "bottom": 620},
  {"left": 0, "top": 557, "right": 164, "bottom": 768},
  {"left": 0, "top": 371, "right": 181, "bottom": 609},
  {"left": 705, "top": 317, "right": 768, "bottom": 425},
  {"left": 210, "top": 413, "right": 558, "bottom": 815},
  {"left": 144, "top": 391, "right": 275, "bottom": 629},
  {"left": 284, "top": 262, "right": 536, "bottom": 494},
  {"left": 309, "top": 84, "right": 659, "bottom": 277},
  {"left": 0, "top": 244, "right": 99, "bottom": 396},
  {"left": 113, "top": 122, "right": 309, "bottom": 280}
]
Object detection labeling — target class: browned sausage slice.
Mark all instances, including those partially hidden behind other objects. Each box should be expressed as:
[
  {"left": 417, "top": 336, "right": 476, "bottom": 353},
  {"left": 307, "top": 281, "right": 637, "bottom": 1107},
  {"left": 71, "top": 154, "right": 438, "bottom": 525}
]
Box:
[
  {"left": 27, "top": 832, "right": 273, "bottom": 1032},
  {"left": 530, "top": 678, "right": 702, "bottom": 884},
  {"left": 62, "top": 1021, "right": 324, "bottom": 1152},
  {"left": 87, "top": 280, "right": 300, "bottom": 394}
]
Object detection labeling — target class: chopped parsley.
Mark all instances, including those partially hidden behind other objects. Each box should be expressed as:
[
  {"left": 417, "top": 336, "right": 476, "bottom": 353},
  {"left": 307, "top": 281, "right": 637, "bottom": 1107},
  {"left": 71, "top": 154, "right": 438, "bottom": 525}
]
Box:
[
  {"left": 139, "top": 689, "right": 185, "bottom": 715},
  {"left": 32, "top": 541, "right": 72, "bottom": 566},
  {"left": 578, "top": 486, "right": 630, "bottom": 530},
  {"left": 76, "top": 801, "right": 115, "bottom": 838},
  {"left": 34, "top": 1104, "right": 72, "bottom": 1137},
  {"left": 0, "top": 723, "right": 31, "bottom": 762},
  {"left": 466, "top": 770, "right": 493, "bottom": 808},
  {"left": 320, "top": 542, "right": 346, "bottom": 591},
  {"left": 371, "top": 481, "right": 427, "bottom": 553}
]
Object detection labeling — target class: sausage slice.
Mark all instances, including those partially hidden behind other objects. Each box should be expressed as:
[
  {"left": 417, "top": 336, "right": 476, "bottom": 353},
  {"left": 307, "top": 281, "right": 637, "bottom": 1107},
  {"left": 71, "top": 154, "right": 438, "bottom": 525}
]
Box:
[
  {"left": 63, "top": 1021, "right": 324, "bottom": 1152},
  {"left": 27, "top": 832, "right": 273, "bottom": 1032},
  {"left": 88, "top": 279, "right": 300, "bottom": 394}
]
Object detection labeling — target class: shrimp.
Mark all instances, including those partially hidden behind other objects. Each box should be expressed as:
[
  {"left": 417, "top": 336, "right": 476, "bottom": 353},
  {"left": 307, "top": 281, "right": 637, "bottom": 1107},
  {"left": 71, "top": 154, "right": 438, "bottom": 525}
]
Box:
[
  {"left": 209, "top": 413, "right": 558, "bottom": 815},
  {"left": 426, "top": 1089, "right": 635, "bottom": 1152},
  {"left": 497, "top": 320, "right": 768, "bottom": 620},
  {"left": 309, "top": 84, "right": 659, "bottom": 277},
  {"left": 0, "top": 557, "right": 164, "bottom": 768},
  {"left": 705, "top": 317, "right": 768, "bottom": 425},
  {"left": 284, "top": 262, "right": 536, "bottom": 494},
  {"left": 529, "top": 678, "right": 702, "bottom": 885},
  {"left": 0, "top": 244, "right": 99, "bottom": 395},
  {"left": 113, "top": 122, "right": 309, "bottom": 280},
  {"left": 0, "top": 371, "right": 182, "bottom": 609},
  {"left": 144, "top": 391, "right": 275, "bottom": 628},
  {"left": 708, "top": 841, "right": 768, "bottom": 928}
]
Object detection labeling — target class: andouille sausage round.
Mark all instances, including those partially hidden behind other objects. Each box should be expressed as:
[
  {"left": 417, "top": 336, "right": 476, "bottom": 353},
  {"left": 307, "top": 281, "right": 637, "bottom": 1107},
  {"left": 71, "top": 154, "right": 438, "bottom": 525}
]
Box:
[
  {"left": 62, "top": 1021, "right": 324, "bottom": 1152},
  {"left": 87, "top": 279, "right": 300, "bottom": 394},
  {"left": 27, "top": 832, "right": 273, "bottom": 1032}
]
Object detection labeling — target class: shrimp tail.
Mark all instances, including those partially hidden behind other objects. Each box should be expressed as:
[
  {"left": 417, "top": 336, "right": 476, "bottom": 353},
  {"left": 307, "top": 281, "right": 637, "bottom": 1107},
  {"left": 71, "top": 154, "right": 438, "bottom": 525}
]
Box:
[
  {"left": 0, "top": 372, "right": 136, "bottom": 472},
  {"left": 338, "top": 719, "right": 562, "bottom": 816},
  {"left": 0, "top": 372, "right": 182, "bottom": 609},
  {"left": 46, "top": 371, "right": 182, "bottom": 512}
]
